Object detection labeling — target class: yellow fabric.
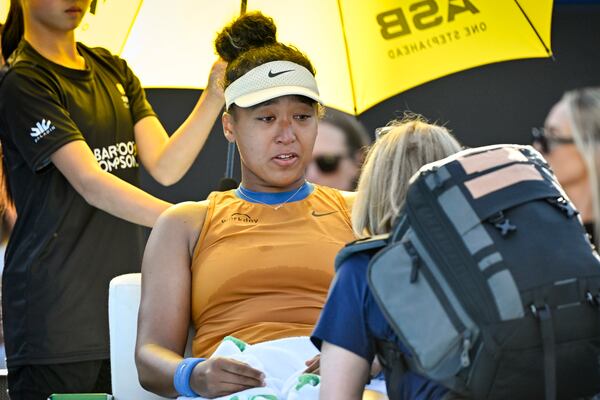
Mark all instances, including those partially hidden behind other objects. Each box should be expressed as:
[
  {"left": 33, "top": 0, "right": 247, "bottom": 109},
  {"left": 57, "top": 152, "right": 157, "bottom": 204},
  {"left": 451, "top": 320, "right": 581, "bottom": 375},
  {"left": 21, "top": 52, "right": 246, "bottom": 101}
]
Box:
[
  {"left": 516, "top": 0, "right": 554, "bottom": 48},
  {"left": 191, "top": 185, "right": 355, "bottom": 357},
  {"left": 340, "top": 0, "right": 554, "bottom": 113},
  {"left": 67, "top": 0, "right": 553, "bottom": 115}
]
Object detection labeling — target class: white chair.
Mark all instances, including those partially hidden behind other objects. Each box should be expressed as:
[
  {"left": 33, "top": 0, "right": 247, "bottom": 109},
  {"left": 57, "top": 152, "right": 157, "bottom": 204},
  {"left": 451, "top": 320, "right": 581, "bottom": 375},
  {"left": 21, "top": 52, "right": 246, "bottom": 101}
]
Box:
[
  {"left": 108, "top": 273, "right": 388, "bottom": 400},
  {"left": 109, "top": 273, "right": 193, "bottom": 400},
  {"left": 109, "top": 273, "right": 163, "bottom": 400}
]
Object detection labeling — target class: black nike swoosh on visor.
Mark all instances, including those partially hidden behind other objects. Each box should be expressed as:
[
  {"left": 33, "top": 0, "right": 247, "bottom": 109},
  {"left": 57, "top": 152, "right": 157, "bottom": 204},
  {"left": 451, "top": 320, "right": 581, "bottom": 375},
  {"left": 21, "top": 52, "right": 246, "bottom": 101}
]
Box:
[{"left": 268, "top": 69, "right": 294, "bottom": 78}]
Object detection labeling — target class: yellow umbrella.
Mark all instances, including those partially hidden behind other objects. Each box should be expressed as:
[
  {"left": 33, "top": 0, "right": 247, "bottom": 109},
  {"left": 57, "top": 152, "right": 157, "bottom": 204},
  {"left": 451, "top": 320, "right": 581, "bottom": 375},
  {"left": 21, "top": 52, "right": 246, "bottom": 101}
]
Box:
[{"left": 0, "top": 0, "right": 553, "bottom": 115}]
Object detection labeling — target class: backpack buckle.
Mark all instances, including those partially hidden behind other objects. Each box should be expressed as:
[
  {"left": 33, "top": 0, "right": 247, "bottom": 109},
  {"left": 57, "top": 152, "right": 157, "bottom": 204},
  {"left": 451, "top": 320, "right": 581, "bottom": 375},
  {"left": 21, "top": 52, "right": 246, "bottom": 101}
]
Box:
[
  {"left": 529, "top": 303, "right": 550, "bottom": 318},
  {"left": 586, "top": 291, "right": 600, "bottom": 308},
  {"left": 530, "top": 303, "right": 540, "bottom": 317},
  {"left": 488, "top": 211, "right": 517, "bottom": 236},
  {"left": 547, "top": 197, "right": 578, "bottom": 218}
]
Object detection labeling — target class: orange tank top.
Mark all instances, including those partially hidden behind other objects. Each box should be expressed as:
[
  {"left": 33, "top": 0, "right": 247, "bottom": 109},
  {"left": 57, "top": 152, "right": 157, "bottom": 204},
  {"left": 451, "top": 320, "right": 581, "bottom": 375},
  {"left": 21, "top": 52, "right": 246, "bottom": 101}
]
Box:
[{"left": 191, "top": 185, "right": 355, "bottom": 357}]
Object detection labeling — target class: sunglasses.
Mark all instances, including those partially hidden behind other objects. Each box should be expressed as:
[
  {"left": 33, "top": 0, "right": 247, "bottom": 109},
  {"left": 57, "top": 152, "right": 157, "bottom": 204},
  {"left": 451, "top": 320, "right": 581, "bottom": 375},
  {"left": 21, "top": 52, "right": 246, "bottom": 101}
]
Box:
[
  {"left": 313, "top": 154, "right": 349, "bottom": 174},
  {"left": 531, "top": 127, "right": 575, "bottom": 154}
]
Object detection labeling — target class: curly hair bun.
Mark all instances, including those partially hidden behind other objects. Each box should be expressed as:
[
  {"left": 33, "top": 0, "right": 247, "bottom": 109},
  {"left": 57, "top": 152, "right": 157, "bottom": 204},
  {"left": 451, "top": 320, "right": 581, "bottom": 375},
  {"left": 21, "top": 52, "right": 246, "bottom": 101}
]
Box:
[{"left": 215, "top": 12, "right": 278, "bottom": 63}]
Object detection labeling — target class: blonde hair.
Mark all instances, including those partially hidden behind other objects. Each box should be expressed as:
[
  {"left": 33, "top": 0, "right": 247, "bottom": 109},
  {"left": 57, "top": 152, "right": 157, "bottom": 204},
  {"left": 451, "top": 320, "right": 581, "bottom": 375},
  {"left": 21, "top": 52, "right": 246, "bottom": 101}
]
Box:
[
  {"left": 563, "top": 87, "right": 600, "bottom": 247},
  {"left": 352, "top": 116, "right": 461, "bottom": 237}
]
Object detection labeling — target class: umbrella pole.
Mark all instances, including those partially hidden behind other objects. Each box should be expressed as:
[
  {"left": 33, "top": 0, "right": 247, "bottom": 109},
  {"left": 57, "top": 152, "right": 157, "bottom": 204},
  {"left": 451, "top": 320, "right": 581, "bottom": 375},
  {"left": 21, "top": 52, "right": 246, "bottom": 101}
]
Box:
[
  {"left": 216, "top": 0, "right": 247, "bottom": 191},
  {"left": 225, "top": 142, "right": 236, "bottom": 180},
  {"left": 216, "top": 142, "right": 238, "bottom": 191}
]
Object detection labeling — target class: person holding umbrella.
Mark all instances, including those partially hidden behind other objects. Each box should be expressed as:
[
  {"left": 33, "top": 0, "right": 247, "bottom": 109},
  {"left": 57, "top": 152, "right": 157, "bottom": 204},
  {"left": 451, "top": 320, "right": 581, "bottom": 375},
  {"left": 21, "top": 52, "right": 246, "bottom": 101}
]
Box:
[
  {"left": 0, "top": 0, "right": 226, "bottom": 398},
  {"left": 135, "top": 11, "right": 356, "bottom": 400}
]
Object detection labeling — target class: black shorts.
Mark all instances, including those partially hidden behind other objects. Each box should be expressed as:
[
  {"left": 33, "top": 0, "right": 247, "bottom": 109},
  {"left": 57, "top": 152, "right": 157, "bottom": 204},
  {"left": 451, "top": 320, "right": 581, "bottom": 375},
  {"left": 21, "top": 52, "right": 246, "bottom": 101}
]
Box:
[{"left": 7, "top": 359, "right": 111, "bottom": 400}]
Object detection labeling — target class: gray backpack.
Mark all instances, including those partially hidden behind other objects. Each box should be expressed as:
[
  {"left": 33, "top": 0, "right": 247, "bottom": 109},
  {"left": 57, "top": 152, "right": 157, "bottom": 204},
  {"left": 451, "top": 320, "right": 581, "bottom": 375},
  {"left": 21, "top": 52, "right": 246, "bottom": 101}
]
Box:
[{"left": 336, "top": 144, "right": 600, "bottom": 400}]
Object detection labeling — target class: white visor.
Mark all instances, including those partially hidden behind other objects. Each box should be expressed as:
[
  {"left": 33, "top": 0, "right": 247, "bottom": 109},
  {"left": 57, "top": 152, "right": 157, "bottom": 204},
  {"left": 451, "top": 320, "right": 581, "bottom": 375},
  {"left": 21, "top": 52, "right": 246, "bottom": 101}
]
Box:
[{"left": 224, "top": 60, "right": 321, "bottom": 109}]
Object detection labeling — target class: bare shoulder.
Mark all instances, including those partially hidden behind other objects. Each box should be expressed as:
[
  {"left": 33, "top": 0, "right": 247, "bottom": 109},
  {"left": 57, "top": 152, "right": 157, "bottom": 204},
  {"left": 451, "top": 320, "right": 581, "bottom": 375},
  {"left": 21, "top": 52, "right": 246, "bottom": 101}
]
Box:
[
  {"left": 151, "top": 200, "right": 209, "bottom": 254},
  {"left": 157, "top": 200, "right": 209, "bottom": 228}
]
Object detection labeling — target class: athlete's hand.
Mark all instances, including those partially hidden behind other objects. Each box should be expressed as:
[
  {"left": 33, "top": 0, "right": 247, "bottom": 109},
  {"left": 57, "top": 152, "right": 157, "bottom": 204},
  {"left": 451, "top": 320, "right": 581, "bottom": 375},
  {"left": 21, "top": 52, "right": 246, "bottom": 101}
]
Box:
[
  {"left": 190, "top": 357, "right": 265, "bottom": 398},
  {"left": 304, "top": 354, "right": 320, "bottom": 374}
]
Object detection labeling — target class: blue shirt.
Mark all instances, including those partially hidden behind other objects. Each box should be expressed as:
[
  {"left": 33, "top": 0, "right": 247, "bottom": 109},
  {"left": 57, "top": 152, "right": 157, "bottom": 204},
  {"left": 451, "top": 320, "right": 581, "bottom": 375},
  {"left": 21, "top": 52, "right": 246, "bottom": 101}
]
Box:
[{"left": 311, "top": 252, "right": 448, "bottom": 400}]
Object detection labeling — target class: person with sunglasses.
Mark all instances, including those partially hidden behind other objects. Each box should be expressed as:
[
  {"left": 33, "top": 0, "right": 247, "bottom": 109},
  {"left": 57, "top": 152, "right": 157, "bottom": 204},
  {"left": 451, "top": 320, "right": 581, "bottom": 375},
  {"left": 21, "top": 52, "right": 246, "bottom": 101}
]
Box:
[
  {"left": 306, "top": 108, "right": 370, "bottom": 191},
  {"left": 532, "top": 87, "right": 600, "bottom": 246}
]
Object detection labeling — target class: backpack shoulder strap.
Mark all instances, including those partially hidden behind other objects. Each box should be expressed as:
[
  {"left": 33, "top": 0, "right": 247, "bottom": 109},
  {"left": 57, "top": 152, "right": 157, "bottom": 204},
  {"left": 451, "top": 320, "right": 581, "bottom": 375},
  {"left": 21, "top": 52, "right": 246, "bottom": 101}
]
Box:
[
  {"left": 375, "top": 339, "right": 407, "bottom": 400},
  {"left": 334, "top": 234, "right": 389, "bottom": 272}
]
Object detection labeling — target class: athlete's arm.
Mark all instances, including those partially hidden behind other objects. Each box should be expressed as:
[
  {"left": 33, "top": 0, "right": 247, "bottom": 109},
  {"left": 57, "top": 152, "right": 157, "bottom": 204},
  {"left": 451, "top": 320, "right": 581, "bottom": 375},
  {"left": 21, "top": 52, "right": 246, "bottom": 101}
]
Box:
[
  {"left": 51, "top": 140, "right": 170, "bottom": 227},
  {"left": 135, "top": 201, "right": 265, "bottom": 398},
  {"left": 134, "top": 60, "right": 226, "bottom": 186},
  {"left": 135, "top": 202, "right": 204, "bottom": 396},
  {"left": 320, "top": 341, "right": 370, "bottom": 400}
]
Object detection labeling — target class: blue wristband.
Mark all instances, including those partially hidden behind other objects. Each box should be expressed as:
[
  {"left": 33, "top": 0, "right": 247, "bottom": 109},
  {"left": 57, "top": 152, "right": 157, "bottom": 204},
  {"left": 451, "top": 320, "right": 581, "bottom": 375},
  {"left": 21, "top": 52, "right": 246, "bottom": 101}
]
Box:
[{"left": 174, "top": 357, "right": 206, "bottom": 397}]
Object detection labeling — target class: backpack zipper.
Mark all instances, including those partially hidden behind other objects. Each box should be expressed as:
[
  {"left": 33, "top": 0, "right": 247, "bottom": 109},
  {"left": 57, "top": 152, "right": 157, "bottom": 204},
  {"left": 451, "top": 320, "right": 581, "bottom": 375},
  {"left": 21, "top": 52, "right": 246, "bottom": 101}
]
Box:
[
  {"left": 370, "top": 238, "right": 470, "bottom": 377},
  {"left": 460, "top": 331, "right": 472, "bottom": 368}
]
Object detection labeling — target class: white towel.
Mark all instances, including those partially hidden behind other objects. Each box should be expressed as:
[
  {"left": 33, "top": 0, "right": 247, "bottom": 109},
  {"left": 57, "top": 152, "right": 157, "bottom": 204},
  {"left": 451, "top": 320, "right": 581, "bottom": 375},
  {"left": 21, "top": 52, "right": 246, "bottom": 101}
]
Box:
[{"left": 178, "top": 336, "right": 385, "bottom": 400}]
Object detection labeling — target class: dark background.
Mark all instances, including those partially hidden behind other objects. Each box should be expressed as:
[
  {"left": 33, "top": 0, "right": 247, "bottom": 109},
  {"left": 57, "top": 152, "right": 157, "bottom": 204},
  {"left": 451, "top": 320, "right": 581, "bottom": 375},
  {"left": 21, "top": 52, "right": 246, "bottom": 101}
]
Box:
[{"left": 141, "top": 2, "right": 600, "bottom": 202}]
